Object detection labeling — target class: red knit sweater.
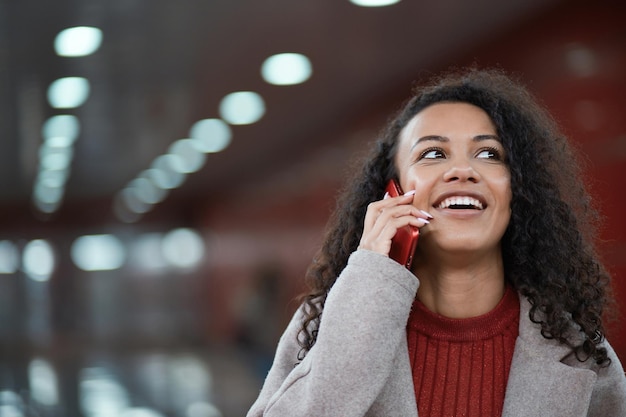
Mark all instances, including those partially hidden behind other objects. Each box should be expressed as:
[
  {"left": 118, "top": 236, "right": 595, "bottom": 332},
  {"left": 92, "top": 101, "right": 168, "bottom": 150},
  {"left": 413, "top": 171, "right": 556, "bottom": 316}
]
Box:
[{"left": 406, "top": 286, "right": 520, "bottom": 417}]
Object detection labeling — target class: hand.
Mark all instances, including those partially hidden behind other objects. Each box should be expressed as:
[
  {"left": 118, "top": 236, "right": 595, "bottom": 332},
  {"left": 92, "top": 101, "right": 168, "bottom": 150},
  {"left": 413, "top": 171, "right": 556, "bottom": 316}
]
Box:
[{"left": 357, "top": 190, "right": 432, "bottom": 257}]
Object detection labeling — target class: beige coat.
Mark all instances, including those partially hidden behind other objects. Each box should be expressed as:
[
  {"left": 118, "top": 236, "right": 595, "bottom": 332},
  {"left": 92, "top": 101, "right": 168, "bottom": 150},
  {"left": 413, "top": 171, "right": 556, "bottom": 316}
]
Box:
[{"left": 247, "top": 250, "right": 626, "bottom": 417}]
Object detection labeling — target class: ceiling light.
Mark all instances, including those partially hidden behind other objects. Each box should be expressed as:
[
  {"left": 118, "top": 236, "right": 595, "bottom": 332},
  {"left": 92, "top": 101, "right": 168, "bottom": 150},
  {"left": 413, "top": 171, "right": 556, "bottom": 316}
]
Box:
[
  {"left": 42, "top": 115, "right": 80, "bottom": 143},
  {"left": 219, "top": 91, "right": 265, "bottom": 125},
  {"left": 150, "top": 155, "right": 186, "bottom": 189},
  {"left": 167, "top": 139, "right": 206, "bottom": 174},
  {"left": 37, "top": 169, "right": 69, "bottom": 188},
  {"left": 71, "top": 234, "right": 126, "bottom": 271},
  {"left": 161, "top": 228, "right": 204, "bottom": 269},
  {"left": 128, "top": 175, "right": 167, "bottom": 205},
  {"left": 28, "top": 358, "right": 59, "bottom": 406},
  {"left": 189, "top": 118, "right": 232, "bottom": 153},
  {"left": 39, "top": 145, "right": 73, "bottom": 170},
  {"left": 261, "top": 53, "right": 312, "bottom": 85},
  {"left": 41, "top": 152, "right": 72, "bottom": 171},
  {"left": 125, "top": 180, "right": 155, "bottom": 205},
  {"left": 349, "top": 0, "right": 401, "bottom": 6},
  {"left": 22, "top": 239, "right": 55, "bottom": 282},
  {"left": 34, "top": 180, "right": 64, "bottom": 201},
  {"left": 33, "top": 198, "right": 61, "bottom": 214},
  {"left": 78, "top": 368, "right": 130, "bottom": 416},
  {"left": 54, "top": 26, "right": 103, "bottom": 57},
  {"left": 129, "top": 233, "right": 168, "bottom": 271},
  {"left": 47, "top": 77, "right": 90, "bottom": 109}
]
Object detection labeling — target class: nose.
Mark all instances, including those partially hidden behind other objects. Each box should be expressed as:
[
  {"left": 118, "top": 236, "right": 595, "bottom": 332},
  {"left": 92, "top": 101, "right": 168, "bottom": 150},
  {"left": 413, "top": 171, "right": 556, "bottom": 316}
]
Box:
[{"left": 443, "top": 163, "right": 481, "bottom": 183}]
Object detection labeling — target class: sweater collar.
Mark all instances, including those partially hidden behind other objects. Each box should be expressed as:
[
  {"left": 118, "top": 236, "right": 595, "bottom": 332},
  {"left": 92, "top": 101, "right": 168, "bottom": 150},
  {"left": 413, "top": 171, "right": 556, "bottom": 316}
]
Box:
[{"left": 407, "top": 285, "right": 520, "bottom": 342}]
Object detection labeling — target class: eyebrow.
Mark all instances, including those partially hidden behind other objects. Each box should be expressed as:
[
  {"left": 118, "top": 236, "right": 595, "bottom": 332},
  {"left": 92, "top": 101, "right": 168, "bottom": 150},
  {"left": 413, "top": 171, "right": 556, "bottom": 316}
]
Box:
[{"left": 410, "top": 134, "right": 500, "bottom": 151}]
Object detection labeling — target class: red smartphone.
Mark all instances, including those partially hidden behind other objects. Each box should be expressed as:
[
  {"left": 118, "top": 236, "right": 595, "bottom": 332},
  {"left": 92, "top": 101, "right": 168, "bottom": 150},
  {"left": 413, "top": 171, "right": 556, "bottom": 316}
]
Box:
[{"left": 385, "top": 179, "right": 419, "bottom": 269}]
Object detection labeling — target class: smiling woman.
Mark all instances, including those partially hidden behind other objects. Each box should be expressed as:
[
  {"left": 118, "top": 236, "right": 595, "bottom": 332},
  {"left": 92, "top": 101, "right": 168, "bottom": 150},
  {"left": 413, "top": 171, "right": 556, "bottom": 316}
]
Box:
[{"left": 245, "top": 68, "right": 626, "bottom": 417}]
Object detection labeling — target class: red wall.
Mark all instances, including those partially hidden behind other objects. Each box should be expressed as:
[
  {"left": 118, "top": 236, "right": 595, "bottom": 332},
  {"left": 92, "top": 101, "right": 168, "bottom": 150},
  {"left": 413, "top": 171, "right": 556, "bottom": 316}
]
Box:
[{"left": 460, "top": 0, "right": 626, "bottom": 359}]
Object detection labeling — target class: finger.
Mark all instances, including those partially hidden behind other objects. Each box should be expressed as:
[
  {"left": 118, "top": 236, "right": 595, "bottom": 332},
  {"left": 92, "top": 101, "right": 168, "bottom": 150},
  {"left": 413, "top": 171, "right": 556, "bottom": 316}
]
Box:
[
  {"left": 419, "top": 209, "right": 434, "bottom": 219},
  {"left": 362, "top": 202, "right": 428, "bottom": 247},
  {"left": 386, "top": 214, "right": 429, "bottom": 231},
  {"left": 359, "top": 213, "right": 429, "bottom": 255},
  {"left": 379, "top": 204, "right": 431, "bottom": 223},
  {"left": 367, "top": 194, "right": 417, "bottom": 221}
]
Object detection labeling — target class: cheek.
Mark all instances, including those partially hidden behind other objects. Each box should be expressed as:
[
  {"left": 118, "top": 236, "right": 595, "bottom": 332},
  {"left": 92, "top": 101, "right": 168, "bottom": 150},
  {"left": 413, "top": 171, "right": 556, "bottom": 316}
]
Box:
[
  {"left": 403, "top": 174, "right": 436, "bottom": 207},
  {"left": 486, "top": 167, "right": 511, "bottom": 202},
  {"left": 497, "top": 177, "right": 512, "bottom": 206},
  {"left": 405, "top": 166, "right": 439, "bottom": 186},
  {"left": 494, "top": 177, "right": 512, "bottom": 223}
]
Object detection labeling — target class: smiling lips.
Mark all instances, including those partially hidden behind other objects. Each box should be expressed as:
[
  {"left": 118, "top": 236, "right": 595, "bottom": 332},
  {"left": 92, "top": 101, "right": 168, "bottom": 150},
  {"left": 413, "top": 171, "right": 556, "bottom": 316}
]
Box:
[{"left": 437, "top": 196, "right": 484, "bottom": 210}]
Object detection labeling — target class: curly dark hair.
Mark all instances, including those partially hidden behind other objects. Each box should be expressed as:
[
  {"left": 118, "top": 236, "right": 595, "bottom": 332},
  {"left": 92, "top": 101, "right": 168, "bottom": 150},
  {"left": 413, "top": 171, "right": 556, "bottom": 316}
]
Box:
[{"left": 296, "top": 67, "right": 612, "bottom": 366}]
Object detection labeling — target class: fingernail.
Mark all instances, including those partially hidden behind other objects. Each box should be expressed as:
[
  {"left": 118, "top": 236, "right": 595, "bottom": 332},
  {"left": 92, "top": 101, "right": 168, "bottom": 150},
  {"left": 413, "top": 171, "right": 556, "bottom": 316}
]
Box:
[
  {"left": 417, "top": 218, "right": 430, "bottom": 225},
  {"left": 420, "top": 210, "right": 434, "bottom": 219},
  {"left": 403, "top": 190, "right": 416, "bottom": 197},
  {"left": 383, "top": 192, "right": 390, "bottom": 200}
]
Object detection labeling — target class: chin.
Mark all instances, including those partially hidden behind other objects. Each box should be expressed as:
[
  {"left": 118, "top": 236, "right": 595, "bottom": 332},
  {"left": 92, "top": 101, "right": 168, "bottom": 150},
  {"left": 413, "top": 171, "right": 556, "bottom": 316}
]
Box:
[{"left": 420, "top": 234, "right": 502, "bottom": 257}]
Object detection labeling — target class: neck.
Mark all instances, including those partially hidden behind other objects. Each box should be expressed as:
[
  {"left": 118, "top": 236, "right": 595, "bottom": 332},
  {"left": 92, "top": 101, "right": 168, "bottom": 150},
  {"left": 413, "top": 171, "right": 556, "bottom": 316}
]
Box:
[{"left": 412, "top": 249, "right": 506, "bottom": 318}]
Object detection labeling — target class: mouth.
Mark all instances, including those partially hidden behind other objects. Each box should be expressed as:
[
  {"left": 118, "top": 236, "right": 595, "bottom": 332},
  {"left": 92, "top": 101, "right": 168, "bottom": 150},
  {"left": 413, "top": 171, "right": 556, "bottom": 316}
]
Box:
[{"left": 436, "top": 195, "right": 485, "bottom": 210}]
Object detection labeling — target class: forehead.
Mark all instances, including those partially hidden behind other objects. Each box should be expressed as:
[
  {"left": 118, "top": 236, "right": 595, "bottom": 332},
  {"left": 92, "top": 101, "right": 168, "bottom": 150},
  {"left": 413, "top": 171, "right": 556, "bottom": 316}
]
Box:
[{"left": 400, "top": 102, "right": 496, "bottom": 141}]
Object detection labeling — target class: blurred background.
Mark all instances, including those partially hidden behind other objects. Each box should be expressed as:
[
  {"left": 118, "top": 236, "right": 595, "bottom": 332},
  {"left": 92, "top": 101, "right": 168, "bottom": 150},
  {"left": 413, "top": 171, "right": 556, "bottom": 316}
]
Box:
[{"left": 0, "top": 0, "right": 624, "bottom": 416}]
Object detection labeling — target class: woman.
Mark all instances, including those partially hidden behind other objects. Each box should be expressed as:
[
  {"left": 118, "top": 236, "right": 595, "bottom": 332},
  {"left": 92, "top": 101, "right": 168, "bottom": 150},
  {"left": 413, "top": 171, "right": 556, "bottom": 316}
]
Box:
[{"left": 246, "top": 68, "right": 626, "bottom": 416}]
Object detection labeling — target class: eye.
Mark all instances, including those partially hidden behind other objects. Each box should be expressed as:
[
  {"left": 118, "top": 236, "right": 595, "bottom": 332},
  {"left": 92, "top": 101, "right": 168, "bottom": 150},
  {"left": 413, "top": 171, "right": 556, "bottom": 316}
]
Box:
[
  {"left": 419, "top": 147, "right": 446, "bottom": 160},
  {"left": 476, "top": 147, "right": 502, "bottom": 160}
]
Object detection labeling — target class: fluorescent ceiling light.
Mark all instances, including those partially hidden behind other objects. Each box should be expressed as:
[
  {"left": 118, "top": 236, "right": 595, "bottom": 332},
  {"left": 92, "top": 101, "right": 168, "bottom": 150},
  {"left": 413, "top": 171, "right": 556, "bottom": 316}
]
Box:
[
  {"left": 71, "top": 234, "right": 126, "bottom": 271},
  {"left": 78, "top": 369, "right": 130, "bottom": 415},
  {"left": 167, "top": 139, "right": 206, "bottom": 174},
  {"left": 28, "top": 358, "right": 59, "bottom": 406},
  {"left": 22, "top": 239, "right": 55, "bottom": 282},
  {"left": 261, "top": 53, "right": 312, "bottom": 85},
  {"left": 37, "top": 169, "right": 69, "bottom": 188},
  {"left": 162, "top": 228, "right": 204, "bottom": 269},
  {"left": 189, "top": 118, "right": 232, "bottom": 153},
  {"left": 47, "top": 77, "right": 90, "bottom": 109},
  {"left": 54, "top": 26, "right": 103, "bottom": 57},
  {"left": 40, "top": 148, "right": 73, "bottom": 171},
  {"left": 131, "top": 174, "right": 168, "bottom": 204},
  {"left": 34, "top": 182, "right": 64, "bottom": 204},
  {"left": 219, "top": 91, "right": 265, "bottom": 125},
  {"left": 129, "top": 233, "right": 168, "bottom": 271},
  {"left": 42, "top": 115, "right": 80, "bottom": 144},
  {"left": 349, "top": 0, "right": 401, "bottom": 6},
  {"left": 150, "top": 155, "right": 186, "bottom": 189}
]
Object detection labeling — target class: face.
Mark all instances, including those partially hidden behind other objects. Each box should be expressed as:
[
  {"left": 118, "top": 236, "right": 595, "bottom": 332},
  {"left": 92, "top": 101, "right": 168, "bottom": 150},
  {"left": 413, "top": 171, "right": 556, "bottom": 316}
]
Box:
[{"left": 394, "top": 102, "right": 512, "bottom": 258}]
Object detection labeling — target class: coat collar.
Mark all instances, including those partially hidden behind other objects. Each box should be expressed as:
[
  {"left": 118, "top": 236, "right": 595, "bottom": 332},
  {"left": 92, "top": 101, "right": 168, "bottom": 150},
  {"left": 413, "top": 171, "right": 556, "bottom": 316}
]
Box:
[{"left": 502, "top": 296, "right": 598, "bottom": 417}]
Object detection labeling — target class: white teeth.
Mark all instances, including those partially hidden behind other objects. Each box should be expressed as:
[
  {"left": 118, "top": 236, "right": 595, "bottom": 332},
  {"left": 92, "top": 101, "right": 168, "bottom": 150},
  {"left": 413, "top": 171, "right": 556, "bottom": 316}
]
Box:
[{"left": 438, "top": 196, "right": 483, "bottom": 209}]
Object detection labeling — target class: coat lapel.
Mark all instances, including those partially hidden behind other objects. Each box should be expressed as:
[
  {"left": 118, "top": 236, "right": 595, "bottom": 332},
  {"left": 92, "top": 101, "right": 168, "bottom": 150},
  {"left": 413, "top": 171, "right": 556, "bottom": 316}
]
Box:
[{"left": 502, "top": 297, "right": 597, "bottom": 417}]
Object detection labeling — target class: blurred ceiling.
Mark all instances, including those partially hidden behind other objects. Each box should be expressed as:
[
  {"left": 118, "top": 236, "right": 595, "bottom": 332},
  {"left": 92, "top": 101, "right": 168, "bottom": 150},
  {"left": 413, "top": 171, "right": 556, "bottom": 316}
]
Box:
[{"left": 0, "top": 0, "right": 565, "bottom": 226}]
